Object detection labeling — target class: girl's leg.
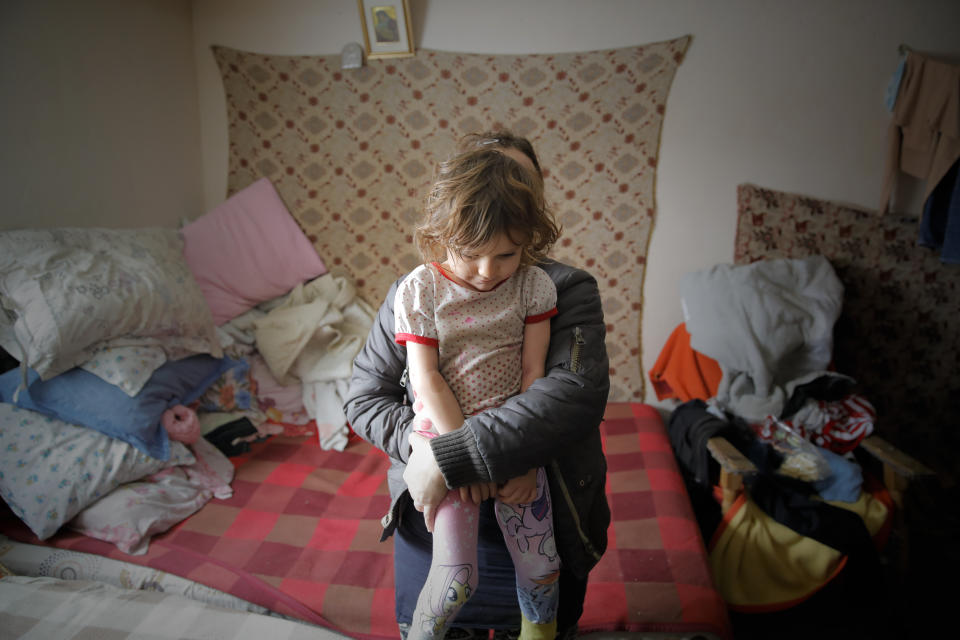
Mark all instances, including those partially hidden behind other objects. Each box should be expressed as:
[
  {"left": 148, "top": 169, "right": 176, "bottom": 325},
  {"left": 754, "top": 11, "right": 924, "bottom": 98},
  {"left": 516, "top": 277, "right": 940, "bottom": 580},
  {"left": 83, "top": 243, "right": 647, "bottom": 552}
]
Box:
[
  {"left": 494, "top": 467, "right": 561, "bottom": 640},
  {"left": 409, "top": 491, "right": 480, "bottom": 640}
]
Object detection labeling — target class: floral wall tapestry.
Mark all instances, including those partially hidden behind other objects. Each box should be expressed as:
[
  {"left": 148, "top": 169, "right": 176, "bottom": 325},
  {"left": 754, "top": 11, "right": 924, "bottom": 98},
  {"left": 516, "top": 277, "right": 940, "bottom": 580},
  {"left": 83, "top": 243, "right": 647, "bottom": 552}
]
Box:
[
  {"left": 735, "top": 183, "right": 959, "bottom": 481},
  {"left": 214, "top": 38, "right": 690, "bottom": 401}
]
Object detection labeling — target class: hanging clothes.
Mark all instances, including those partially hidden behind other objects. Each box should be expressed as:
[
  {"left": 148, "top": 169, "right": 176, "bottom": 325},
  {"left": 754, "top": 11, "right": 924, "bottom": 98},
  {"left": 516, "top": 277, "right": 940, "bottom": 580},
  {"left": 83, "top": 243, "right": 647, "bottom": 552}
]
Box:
[
  {"left": 918, "top": 157, "right": 960, "bottom": 263},
  {"left": 879, "top": 50, "right": 960, "bottom": 225}
]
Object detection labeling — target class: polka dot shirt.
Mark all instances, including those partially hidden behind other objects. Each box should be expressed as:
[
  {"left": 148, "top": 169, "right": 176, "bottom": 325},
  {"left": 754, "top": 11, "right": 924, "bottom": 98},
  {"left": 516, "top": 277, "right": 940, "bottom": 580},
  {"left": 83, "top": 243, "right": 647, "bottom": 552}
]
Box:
[{"left": 395, "top": 262, "right": 558, "bottom": 416}]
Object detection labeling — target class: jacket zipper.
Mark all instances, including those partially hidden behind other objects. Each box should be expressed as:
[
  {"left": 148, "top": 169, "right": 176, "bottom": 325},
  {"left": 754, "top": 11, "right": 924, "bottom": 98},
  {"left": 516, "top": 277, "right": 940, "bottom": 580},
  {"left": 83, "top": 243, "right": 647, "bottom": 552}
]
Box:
[
  {"left": 551, "top": 460, "right": 603, "bottom": 563},
  {"left": 555, "top": 326, "right": 602, "bottom": 562},
  {"left": 570, "top": 326, "right": 585, "bottom": 372}
]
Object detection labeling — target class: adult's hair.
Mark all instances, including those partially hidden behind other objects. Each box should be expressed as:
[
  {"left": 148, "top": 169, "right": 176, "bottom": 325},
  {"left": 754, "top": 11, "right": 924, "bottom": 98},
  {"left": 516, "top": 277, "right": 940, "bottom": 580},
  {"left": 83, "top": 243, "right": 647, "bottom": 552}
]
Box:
[{"left": 459, "top": 130, "right": 543, "bottom": 177}]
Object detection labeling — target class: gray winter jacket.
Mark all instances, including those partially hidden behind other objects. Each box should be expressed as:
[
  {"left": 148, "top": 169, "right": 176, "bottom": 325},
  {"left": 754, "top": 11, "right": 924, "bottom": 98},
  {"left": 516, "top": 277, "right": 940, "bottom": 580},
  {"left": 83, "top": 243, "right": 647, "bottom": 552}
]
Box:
[{"left": 343, "top": 259, "right": 611, "bottom": 578}]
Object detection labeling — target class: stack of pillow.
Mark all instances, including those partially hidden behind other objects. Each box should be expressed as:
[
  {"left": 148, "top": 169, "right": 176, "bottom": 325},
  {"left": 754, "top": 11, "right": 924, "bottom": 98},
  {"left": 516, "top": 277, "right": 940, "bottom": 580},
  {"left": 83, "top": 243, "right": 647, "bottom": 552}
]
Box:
[{"left": 0, "top": 178, "right": 327, "bottom": 542}]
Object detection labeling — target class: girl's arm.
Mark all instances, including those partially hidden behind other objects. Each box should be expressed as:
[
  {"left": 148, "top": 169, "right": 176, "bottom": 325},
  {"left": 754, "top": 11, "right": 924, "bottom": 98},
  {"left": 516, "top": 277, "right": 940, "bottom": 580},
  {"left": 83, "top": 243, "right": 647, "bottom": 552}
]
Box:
[
  {"left": 497, "top": 317, "right": 552, "bottom": 504},
  {"left": 429, "top": 263, "right": 609, "bottom": 487},
  {"left": 521, "top": 318, "right": 551, "bottom": 391},
  {"left": 405, "top": 341, "right": 465, "bottom": 435}
]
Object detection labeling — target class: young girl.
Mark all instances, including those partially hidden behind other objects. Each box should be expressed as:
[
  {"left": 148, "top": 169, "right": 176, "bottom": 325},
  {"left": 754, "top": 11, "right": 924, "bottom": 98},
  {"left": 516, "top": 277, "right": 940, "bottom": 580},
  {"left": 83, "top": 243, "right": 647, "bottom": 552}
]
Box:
[{"left": 395, "top": 142, "right": 562, "bottom": 640}]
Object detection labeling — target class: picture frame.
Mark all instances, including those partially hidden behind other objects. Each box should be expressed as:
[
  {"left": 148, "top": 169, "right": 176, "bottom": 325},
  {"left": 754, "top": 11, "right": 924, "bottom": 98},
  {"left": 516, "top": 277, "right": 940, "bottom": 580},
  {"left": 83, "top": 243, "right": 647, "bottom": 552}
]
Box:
[{"left": 357, "top": 0, "right": 415, "bottom": 59}]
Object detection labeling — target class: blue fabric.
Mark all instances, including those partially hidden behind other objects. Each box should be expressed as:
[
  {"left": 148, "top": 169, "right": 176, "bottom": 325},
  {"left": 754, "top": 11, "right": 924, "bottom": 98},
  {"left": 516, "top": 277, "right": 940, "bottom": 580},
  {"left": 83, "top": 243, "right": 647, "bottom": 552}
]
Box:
[
  {"left": 393, "top": 497, "right": 588, "bottom": 634},
  {"left": 813, "top": 446, "right": 863, "bottom": 503},
  {"left": 0, "top": 355, "right": 231, "bottom": 460},
  {"left": 885, "top": 53, "right": 907, "bottom": 112},
  {"left": 919, "top": 158, "right": 960, "bottom": 264},
  {"left": 394, "top": 498, "right": 522, "bottom": 631}
]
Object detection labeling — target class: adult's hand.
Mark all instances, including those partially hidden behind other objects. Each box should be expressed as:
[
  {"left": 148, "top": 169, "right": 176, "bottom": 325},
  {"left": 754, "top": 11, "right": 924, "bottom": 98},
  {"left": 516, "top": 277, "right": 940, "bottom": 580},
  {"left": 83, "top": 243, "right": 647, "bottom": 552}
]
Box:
[{"left": 404, "top": 432, "right": 448, "bottom": 532}]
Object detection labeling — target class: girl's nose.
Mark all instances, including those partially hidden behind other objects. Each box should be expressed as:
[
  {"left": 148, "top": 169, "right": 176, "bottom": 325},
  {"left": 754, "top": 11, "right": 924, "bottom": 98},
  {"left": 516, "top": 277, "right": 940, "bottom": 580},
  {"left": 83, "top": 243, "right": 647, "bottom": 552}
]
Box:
[{"left": 477, "top": 258, "right": 493, "bottom": 277}]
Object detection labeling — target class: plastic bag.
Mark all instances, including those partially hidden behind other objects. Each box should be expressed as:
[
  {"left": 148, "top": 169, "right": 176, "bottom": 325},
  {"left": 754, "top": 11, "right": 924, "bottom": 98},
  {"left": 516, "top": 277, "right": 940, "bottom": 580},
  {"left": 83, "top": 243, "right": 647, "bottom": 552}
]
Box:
[{"left": 755, "top": 415, "right": 832, "bottom": 482}]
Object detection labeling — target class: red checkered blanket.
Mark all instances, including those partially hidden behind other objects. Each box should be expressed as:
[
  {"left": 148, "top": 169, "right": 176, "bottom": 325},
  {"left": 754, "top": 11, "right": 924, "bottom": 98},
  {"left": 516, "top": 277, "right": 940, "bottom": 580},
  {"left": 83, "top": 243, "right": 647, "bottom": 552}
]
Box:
[{"left": 0, "top": 402, "right": 730, "bottom": 639}]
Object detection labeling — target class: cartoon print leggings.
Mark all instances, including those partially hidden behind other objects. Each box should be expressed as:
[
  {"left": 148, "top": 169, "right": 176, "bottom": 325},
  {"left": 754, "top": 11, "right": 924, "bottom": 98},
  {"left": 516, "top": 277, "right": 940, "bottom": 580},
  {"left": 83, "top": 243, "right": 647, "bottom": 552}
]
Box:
[{"left": 409, "top": 467, "right": 561, "bottom": 639}]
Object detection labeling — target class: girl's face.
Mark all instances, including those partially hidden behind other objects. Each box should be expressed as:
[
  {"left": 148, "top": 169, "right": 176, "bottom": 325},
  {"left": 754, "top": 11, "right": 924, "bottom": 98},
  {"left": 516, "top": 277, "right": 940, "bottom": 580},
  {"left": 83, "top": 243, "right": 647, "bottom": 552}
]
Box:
[{"left": 444, "top": 232, "right": 523, "bottom": 292}]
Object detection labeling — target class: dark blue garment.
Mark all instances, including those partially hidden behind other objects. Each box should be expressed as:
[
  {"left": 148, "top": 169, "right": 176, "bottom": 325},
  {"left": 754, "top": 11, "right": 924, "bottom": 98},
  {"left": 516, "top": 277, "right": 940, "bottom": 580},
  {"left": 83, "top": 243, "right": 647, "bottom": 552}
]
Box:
[
  {"left": 394, "top": 498, "right": 521, "bottom": 631},
  {"left": 393, "top": 497, "right": 587, "bottom": 634},
  {"left": 919, "top": 158, "right": 960, "bottom": 264}
]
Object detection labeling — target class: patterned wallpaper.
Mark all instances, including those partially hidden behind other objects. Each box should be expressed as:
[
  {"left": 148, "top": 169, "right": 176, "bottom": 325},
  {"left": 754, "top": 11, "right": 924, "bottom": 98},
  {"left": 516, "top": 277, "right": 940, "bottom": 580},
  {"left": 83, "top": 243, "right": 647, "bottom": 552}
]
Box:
[
  {"left": 735, "top": 183, "right": 960, "bottom": 481},
  {"left": 214, "top": 38, "right": 690, "bottom": 401}
]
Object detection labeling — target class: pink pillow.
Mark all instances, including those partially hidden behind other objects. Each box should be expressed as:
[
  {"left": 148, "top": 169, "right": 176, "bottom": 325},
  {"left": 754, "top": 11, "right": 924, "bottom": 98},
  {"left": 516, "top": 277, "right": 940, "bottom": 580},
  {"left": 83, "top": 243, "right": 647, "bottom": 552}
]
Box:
[{"left": 181, "top": 178, "right": 327, "bottom": 325}]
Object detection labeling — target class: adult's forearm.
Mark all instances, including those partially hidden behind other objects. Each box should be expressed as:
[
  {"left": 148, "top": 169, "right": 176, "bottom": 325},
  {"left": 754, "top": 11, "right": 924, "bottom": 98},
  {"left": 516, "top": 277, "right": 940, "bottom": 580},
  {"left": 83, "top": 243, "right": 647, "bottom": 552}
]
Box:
[{"left": 431, "top": 367, "right": 608, "bottom": 487}]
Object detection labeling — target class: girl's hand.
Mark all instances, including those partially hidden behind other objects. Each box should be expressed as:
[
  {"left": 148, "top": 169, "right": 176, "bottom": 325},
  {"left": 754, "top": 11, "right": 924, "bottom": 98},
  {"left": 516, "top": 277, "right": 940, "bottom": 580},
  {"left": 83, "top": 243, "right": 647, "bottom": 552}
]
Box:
[
  {"left": 459, "top": 481, "right": 499, "bottom": 504},
  {"left": 497, "top": 468, "right": 538, "bottom": 505}
]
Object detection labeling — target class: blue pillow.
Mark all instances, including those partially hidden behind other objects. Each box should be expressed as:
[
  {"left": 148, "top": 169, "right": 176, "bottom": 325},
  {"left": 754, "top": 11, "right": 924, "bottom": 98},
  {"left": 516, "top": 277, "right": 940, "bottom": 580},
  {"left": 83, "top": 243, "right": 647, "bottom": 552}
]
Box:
[{"left": 0, "top": 355, "right": 231, "bottom": 460}]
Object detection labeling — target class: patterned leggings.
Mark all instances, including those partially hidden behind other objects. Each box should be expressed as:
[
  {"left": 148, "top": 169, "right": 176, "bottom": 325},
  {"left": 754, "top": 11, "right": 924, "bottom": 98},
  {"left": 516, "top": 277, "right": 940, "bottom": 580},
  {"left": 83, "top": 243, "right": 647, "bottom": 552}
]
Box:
[{"left": 409, "top": 467, "right": 561, "bottom": 640}]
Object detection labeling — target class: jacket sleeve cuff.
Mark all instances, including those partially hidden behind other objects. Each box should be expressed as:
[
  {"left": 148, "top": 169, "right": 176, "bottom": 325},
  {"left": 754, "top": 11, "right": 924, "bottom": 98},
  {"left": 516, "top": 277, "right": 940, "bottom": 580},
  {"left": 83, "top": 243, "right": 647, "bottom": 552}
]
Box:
[{"left": 430, "top": 427, "right": 489, "bottom": 488}]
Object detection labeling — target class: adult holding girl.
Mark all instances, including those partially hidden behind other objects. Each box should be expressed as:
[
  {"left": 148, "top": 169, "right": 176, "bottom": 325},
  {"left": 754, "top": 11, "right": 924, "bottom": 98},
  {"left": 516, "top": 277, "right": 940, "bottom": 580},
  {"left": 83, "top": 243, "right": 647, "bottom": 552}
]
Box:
[{"left": 344, "top": 131, "right": 610, "bottom": 640}]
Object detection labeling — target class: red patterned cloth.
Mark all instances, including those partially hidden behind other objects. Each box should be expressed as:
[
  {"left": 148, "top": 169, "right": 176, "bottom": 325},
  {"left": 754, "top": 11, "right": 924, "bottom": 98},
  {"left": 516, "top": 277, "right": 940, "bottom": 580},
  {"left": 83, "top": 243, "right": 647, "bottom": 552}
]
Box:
[
  {"left": 0, "top": 404, "right": 731, "bottom": 640},
  {"left": 778, "top": 394, "right": 877, "bottom": 454}
]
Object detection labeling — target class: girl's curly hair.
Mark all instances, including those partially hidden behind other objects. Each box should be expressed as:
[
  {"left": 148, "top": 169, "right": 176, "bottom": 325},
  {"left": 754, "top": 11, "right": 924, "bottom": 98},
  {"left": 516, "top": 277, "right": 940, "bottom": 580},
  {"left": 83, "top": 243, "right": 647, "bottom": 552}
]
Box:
[{"left": 415, "top": 134, "right": 560, "bottom": 266}]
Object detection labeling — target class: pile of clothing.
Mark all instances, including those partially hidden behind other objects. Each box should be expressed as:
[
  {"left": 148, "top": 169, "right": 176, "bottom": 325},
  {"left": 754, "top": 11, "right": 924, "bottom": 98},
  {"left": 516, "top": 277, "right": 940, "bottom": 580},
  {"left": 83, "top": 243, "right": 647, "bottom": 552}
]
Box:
[{"left": 650, "top": 255, "right": 891, "bottom": 613}]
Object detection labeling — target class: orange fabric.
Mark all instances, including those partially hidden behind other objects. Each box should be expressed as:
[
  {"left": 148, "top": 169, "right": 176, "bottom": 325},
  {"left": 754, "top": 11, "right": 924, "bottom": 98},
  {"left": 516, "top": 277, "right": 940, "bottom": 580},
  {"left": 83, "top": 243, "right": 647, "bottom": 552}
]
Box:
[{"left": 649, "top": 323, "right": 723, "bottom": 401}]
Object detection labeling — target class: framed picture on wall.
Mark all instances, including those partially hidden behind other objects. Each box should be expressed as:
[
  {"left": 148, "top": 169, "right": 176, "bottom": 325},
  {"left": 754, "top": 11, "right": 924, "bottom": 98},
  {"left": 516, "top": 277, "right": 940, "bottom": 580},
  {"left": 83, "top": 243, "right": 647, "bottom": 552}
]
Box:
[{"left": 358, "top": 0, "right": 415, "bottom": 59}]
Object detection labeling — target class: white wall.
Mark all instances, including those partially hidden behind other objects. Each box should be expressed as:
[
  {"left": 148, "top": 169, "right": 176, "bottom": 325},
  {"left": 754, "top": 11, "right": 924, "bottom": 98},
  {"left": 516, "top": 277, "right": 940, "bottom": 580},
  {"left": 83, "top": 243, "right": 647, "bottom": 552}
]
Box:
[
  {"left": 9, "top": 0, "right": 950, "bottom": 404},
  {"left": 0, "top": 0, "right": 203, "bottom": 229},
  {"left": 192, "top": 0, "right": 960, "bottom": 403}
]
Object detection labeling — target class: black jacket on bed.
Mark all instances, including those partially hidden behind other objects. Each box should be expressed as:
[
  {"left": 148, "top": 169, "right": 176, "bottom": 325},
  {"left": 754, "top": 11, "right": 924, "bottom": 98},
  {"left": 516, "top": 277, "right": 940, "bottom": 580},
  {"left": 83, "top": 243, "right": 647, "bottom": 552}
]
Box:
[{"left": 343, "top": 259, "right": 611, "bottom": 579}]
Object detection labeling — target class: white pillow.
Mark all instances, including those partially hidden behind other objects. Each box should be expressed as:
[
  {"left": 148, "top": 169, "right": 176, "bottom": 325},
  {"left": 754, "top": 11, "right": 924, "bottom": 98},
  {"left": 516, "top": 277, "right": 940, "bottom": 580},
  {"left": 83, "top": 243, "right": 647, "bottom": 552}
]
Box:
[
  {"left": 70, "top": 437, "right": 234, "bottom": 555},
  {"left": 79, "top": 345, "right": 167, "bottom": 397},
  {"left": 0, "top": 227, "right": 221, "bottom": 380},
  {"left": 0, "top": 403, "right": 194, "bottom": 540}
]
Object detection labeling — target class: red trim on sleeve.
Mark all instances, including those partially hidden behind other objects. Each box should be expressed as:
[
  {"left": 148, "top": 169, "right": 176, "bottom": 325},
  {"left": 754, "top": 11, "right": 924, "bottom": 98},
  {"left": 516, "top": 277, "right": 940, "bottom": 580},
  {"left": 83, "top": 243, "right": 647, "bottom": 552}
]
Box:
[
  {"left": 395, "top": 333, "right": 439, "bottom": 347},
  {"left": 525, "top": 307, "right": 558, "bottom": 324}
]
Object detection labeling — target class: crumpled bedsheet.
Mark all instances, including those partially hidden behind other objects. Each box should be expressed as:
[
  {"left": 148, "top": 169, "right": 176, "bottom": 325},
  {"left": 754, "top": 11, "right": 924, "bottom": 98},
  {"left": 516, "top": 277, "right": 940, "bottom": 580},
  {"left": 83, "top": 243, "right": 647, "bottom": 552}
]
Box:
[{"left": 253, "top": 275, "right": 375, "bottom": 451}]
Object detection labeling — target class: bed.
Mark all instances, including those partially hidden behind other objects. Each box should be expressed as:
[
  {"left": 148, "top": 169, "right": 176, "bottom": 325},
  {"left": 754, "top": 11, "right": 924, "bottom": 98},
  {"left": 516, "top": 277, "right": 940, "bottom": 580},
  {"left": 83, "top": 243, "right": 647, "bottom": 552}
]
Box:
[
  {"left": 0, "top": 404, "right": 729, "bottom": 640},
  {"left": 0, "top": 174, "right": 730, "bottom": 639}
]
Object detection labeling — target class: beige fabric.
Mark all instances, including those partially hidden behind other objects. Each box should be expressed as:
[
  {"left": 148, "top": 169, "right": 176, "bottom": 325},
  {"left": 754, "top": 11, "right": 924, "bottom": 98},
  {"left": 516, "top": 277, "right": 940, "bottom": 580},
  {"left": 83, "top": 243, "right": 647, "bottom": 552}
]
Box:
[
  {"left": 214, "top": 39, "right": 690, "bottom": 401},
  {"left": 879, "top": 51, "right": 960, "bottom": 214},
  {"left": 254, "top": 275, "right": 375, "bottom": 450}
]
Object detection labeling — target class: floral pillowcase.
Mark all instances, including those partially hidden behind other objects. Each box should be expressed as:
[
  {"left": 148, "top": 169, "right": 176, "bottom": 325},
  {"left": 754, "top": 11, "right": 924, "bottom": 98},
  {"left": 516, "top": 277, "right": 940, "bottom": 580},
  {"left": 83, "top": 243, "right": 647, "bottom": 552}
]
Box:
[
  {"left": 79, "top": 345, "right": 167, "bottom": 397},
  {"left": 196, "top": 357, "right": 253, "bottom": 413}
]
